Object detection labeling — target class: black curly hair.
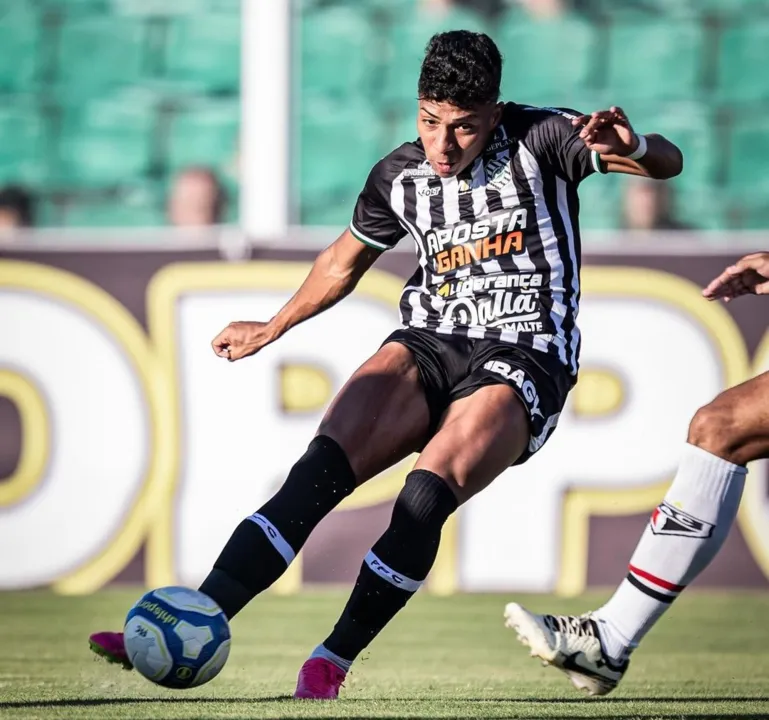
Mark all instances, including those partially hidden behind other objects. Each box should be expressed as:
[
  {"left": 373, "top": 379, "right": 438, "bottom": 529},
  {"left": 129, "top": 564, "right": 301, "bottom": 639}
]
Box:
[{"left": 418, "top": 30, "right": 503, "bottom": 109}]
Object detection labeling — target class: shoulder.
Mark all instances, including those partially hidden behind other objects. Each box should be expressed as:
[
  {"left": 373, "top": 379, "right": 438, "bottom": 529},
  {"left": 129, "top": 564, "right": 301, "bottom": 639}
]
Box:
[
  {"left": 501, "top": 102, "right": 583, "bottom": 139},
  {"left": 367, "top": 142, "right": 429, "bottom": 188}
]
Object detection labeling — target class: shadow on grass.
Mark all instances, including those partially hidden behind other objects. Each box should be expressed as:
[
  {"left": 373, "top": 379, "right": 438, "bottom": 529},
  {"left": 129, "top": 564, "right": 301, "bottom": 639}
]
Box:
[{"left": 1, "top": 695, "right": 768, "bottom": 714}]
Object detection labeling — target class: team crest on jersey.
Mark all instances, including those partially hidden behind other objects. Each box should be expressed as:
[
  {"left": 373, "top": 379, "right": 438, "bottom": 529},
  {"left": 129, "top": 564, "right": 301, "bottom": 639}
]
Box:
[{"left": 485, "top": 158, "right": 513, "bottom": 192}]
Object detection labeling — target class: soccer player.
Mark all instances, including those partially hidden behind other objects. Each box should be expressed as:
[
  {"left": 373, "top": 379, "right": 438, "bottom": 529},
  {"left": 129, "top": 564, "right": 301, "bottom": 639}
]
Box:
[
  {"left": 89, "top": 30, "right": 683, "bottom": 699},
  {"left": 505, "top": 251, "right": 769, "bottom": 697}
]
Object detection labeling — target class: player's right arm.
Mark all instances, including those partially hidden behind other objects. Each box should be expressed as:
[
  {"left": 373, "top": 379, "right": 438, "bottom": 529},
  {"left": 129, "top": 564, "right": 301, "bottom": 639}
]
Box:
[
  {"left": 212, "top": 156, "right": 405, "bottom": 362},
  {"left": 702, "top": 251, "right": 769, "bottom": 302},
  {"left": 211, "top": 230, "right": 381, "bottom": 361}
]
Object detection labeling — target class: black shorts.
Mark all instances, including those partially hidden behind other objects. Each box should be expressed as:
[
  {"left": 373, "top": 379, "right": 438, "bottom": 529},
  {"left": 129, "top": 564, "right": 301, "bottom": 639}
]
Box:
[{"left": 383, "top": 327, "right": 573, "bottom": 465}]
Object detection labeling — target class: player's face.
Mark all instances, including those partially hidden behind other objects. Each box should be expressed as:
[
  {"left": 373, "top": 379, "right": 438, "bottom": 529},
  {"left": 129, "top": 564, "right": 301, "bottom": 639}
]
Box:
[{"left": 417, "top": 100, "right": 502, "bottom": 178}]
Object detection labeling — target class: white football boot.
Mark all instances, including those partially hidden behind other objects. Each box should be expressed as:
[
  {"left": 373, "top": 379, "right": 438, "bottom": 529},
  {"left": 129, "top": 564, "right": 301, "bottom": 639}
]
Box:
[{"left": 503, "top": 602, "right": 628, "bottom": 696}]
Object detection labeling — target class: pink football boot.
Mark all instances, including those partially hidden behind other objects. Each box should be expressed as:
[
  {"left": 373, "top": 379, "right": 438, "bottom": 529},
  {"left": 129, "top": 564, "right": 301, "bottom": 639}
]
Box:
[
  {"left": 293, "top": 657, "right": 346, "bottom": 700},
  {"left": 88, "top": 631, "right": 133, "bottom": 670}
]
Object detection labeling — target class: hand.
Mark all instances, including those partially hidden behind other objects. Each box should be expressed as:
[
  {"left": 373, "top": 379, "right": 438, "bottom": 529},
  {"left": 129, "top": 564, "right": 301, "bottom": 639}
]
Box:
[
  {"left": 702, "top": 252, "right": 769, "bottom": 302},
  {"left": 572, "top": 106, "right": 640, "bottom": 157},
  {"left": 211, "top": 321, "right": 279, "bottom": 362}
]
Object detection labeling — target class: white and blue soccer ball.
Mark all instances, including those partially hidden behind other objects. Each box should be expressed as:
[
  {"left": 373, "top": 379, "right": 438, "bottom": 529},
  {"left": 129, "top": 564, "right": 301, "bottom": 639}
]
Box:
[{"left": 123, "top": 586, "right": 231, "bottom": 689}]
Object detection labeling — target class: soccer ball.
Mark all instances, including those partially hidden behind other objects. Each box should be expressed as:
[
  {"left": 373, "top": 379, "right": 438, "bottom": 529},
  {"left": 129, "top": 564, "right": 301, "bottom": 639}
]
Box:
[{"left": 123, "top": 586, "right": 231, "bottom": 689}]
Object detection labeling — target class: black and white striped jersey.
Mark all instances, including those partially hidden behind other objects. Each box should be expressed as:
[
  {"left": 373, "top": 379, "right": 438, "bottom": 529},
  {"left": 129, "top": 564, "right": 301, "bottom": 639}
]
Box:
[{"left": 349, "top": 103, "right": 601, "bottom": 378}]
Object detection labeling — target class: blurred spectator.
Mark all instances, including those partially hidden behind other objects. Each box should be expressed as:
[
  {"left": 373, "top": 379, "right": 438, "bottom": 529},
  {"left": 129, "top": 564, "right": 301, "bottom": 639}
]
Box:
[
  {"left": 0, "top": 186, "right": 35, "bottom": 234},
  {"left": 167, "top": 168, "right": 228, "bottom": 227},
  {"left": 621, "top": 177, "right": 692, "bottom": 231},
  {"left": 421, "top": 0, "right": 507, "bottom": 19},
  {"left": 511, "top": 0, "right": 568, "bottom": 18},
  {"left": 420, "top": 0, "right": 567, "bottom": 20}
]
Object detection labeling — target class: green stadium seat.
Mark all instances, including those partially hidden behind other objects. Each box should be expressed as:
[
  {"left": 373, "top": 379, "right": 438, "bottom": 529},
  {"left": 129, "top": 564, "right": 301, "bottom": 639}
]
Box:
[
  {"left": 0, "top": 101, "right": 50, "bottom": 184},
  {"left": 577, "top": 172, "right": 622, "bottom": 231},
  {"left": 299, "top": 95, "right": 384, "bottom": 226},
  {"left": 726, "top": 116, "right": 769, "bottom": 194},
  {"left": 606, "top": 20, "right": 704, "bottom": 101},
  {"left": 112, "top": 0, "right": 238, "bottom": 16},
  {"left": 62, "top": 185, "right": 165, "bottom": 227},
  {"left": 724, "top": 190, "right": 769, "bottom": 230},
  {"left": 166, "top": 99, "right": 239, "bottom": 172},
  {"left": 383, "top": 7, "right": 488, "bottom": 105},
  {"left": 390, "top": 110, "right": 419, "bottom": 148},
  {"left": 496, "top": 13, "right": 599, "bottom": 106},
  {"left": 585, "top": 0, "right": 700, "bottom": 18},
  {"left": 717, "top": 21, "right": 769, "bottom": 102},
  {"left": 0, "top": 4, "right": 40, "bottom": 93},
  {"left": 627, "top": 103, "right": 717, "bottom": 190},
  {"left": 57, "top": 94, "right": 157, "bottom": 185},
  {"left": 38, "top": 0, "right": 110, "bottom": 14},
  {"left": 674, "top": 185, "right": 728, "bottom": 231},
  {"left": 299, "top": 6, "right": 377, "bottom": 99},
  {"left": 57, "top": 16, "right": 145, "bottom": 98},
  {"left": 165, "top": 13, "right": 240, "bottom": 93}
]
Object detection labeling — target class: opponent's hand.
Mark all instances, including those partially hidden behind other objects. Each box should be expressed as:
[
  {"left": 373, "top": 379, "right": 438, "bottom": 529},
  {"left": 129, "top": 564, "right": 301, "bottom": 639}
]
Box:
[
  {"left": 211, "top": 321, "right": 279, "bottom": 361},
  {"left": 702, "top": 252, "right": 769, "bottom": 302},
  {"left": 572, "top": 106, "right": 639, "bottom": 157}
]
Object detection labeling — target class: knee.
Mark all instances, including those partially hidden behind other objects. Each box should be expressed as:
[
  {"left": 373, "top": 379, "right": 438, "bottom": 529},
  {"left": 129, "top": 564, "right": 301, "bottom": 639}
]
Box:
[
  {"left": 687, "top": 396, "right": 744, "bottom": 465},
  {"left": 393, "top": 470, "right": 458, "bottom": 532}
]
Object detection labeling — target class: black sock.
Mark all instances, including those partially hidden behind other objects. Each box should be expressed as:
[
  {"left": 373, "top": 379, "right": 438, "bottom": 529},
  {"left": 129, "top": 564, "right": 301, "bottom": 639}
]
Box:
[
  {"left": 323, "top": 470, "right": 458, "bottom": 662},
  {"left": 199, "top": 435, "right": 357, "bottom": 619}
]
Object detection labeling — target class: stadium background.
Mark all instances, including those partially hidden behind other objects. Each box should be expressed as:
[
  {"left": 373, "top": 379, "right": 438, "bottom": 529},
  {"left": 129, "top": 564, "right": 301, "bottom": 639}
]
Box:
[{"left": 0, "top": 0, "right": 768, "bottom": 597}]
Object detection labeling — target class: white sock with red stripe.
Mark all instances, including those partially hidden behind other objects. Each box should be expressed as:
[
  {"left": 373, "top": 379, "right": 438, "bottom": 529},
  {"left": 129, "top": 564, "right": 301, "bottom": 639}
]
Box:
[{"left": 593, "top": 443, "right": 747, "bottom": 664}]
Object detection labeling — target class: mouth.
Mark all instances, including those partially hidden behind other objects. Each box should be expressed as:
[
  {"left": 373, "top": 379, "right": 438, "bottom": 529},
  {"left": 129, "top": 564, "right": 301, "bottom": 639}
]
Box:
[{"left": 433, "top": 160, "right": 456, "bottom": 175}]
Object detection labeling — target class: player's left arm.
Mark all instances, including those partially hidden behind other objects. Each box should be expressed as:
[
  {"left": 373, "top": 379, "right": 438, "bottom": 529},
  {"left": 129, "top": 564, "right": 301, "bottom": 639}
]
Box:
[{"left": 574, "top": 106, "right": 683, "bottom": 180}]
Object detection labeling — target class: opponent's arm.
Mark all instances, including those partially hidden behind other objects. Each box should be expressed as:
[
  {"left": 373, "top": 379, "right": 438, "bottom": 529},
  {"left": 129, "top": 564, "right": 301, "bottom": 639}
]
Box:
[
  {"left": 573, "top": 107, "right": 683, "bottom": 180},
  {"left": 212, "top": 230, "right": 380, "bottom": 361}
]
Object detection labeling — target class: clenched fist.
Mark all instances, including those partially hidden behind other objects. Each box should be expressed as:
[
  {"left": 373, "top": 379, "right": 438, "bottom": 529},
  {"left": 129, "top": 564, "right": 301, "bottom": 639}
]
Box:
[
  {"left": 211, "top": 321, "right": 279, "bottom": 362},
  {"left": 572, "top": 106, "right": 640, "bottom": 157}
]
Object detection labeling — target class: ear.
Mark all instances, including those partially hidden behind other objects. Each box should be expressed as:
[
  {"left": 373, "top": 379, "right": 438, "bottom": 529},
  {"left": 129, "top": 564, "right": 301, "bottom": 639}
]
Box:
[{"left": 491, "top": 102, "right": 504, "bottom": 127}]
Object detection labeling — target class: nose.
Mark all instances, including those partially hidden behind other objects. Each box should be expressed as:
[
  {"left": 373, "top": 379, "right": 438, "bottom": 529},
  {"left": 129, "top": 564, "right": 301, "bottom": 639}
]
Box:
[{"left": 434, "top": 126, "right": 456, "bottom": 156}]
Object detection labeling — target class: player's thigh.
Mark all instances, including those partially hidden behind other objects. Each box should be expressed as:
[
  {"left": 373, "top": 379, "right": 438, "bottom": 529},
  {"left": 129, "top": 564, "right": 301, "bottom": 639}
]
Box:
[
  {"left": 413, "top": 383, "right": 529, "bottom": 505},
  {"left": 689, "top": 370, "right": 769, "bottom": 465},
  {"left": 317, "top": 341, "right": 430, "bottom": 483}
]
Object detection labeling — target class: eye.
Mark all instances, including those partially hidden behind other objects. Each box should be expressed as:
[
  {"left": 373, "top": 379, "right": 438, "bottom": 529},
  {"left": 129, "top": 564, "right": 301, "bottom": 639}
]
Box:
[
  {"left": 421, "top": 117, "right": 438, "bottom": 126},
  {"left": 458, "top": 124, "right": 476, "bottom": 132}
]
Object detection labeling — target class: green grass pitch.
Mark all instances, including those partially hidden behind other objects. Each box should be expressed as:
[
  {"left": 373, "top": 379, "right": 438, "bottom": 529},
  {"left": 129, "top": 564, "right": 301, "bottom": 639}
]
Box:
[{"left": 1, "top": 589, "right": 768, "bottom": 719}]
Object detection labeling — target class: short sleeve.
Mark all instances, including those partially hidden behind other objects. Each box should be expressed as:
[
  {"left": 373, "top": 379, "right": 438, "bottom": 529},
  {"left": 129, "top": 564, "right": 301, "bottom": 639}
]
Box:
[
  {"left": 525, "top": 108, "right": 598, "bottom": 185},
  {"left": 349, "top": 161, "right": 405, "bottom": 251}
]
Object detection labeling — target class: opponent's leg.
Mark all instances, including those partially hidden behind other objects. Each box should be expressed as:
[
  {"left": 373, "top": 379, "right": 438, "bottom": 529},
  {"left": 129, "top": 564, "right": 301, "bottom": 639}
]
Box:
[
  {"left": 507, "top": 371, "right": 769, "bottom": 696},
  {"left": 295, "top": 384, "right": 529, "bottom": 698},
  {"left": 90, "top": 342, "right": 429, "bottom": 667},
  {"left": 593, "top": 372, "right": 768, "bottom": 659}
]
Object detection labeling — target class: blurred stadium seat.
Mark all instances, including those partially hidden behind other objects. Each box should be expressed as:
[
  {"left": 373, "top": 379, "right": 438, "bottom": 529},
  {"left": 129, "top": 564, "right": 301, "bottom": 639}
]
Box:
[
  {"left": 0, "top": 100, "right": 50, "bottom": 185},
  {"left": 57, "top": 92, "right": 157, "bottom": 186},
  {"left": 57, "top": 16, "right": 146, "bottom": 99},
  {"left": 606, "top": 20, "right": 704, "bottom": 101},
  {"left": 0, "top": 0, "right": 765, "bottom": 231},
  {"left": 165, "top": 98, "right": 239, "bottom": 173},
  {"left": 164, "top": 13, "right": 241, "bottom": 93},
  {"left": 717, "top": 21, "right": 769, "bottom": 102},
  {"left": 726, "top": 114, "right": 769, "bottom": 194},
  {"left": 628, "top": 103, "right": 718, "bottom": 190},
  {"left": 299, "top": 93, "right": 383, "bottom": 227},
  {"left": 0, "top": 4, "right": 40, "bottom": 93},
  {"left": 496, "top": 12, "right": 599, "bottom": 106},
  {"left": 60, "top": 183, "right": 165, "bottom": 227},
  {"left": 299, "top": 5, "right": 378, "bottom": 100}
]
